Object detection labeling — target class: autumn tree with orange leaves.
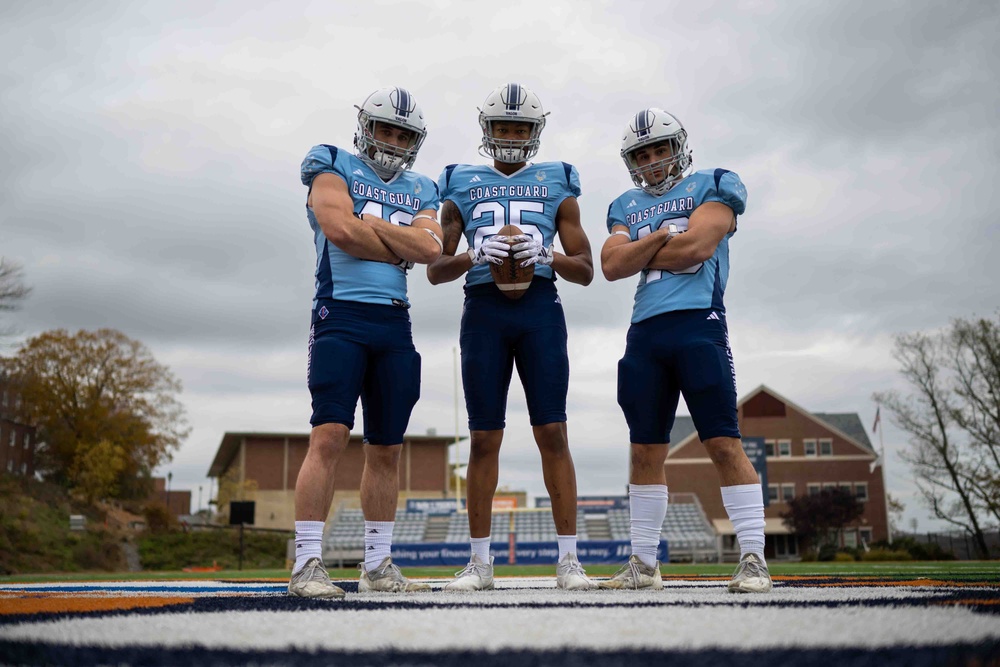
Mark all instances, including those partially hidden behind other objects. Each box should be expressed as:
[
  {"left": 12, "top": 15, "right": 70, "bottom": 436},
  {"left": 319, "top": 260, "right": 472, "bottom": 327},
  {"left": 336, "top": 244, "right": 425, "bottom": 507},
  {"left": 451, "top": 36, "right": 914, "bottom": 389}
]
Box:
[{"left": 4, "top": 329, "right": 188, "bottom": 502}]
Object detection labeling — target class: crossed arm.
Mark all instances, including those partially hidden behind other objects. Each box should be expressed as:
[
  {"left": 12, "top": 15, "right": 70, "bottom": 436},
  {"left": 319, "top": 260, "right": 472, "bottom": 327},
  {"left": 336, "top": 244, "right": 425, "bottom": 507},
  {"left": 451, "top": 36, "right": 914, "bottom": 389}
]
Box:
[
  {"left": 600, "top": 202, "right": 736, "bottom": 281},
  {"left": 309, "top": 173, "right": 442, "bottom": 265}
]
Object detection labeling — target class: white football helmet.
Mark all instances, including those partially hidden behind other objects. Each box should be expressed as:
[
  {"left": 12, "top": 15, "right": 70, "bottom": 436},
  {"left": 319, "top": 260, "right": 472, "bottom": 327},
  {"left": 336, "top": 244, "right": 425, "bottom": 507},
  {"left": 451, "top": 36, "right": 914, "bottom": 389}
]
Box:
[
  {"left": 621, "top": 108, "right": 693, "bottom": 195},
  {"left": 354, "top": 87, "right": 427, "bottom": 178},
  {"left": 479, "top": 83, "right": 547, "bottom": 163}
]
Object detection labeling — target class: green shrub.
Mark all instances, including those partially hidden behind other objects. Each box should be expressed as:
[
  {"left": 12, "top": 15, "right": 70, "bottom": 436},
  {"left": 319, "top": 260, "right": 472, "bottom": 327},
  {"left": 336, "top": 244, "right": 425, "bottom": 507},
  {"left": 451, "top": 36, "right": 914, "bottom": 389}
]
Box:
[
  {"left": 817, "top": 544, "right": 838, "bottom": 561},
  {"left": 861, "top": 548, "right": 913, "bottom": 561},
  {"left": 137, "top": 528, "right": 289, "bottom": 570},
  {"left": 833, "top": 551, "right": 857, "bottom": 562},
  {"left": 872, "top": 536, "right": 956, "bottom": 561}
]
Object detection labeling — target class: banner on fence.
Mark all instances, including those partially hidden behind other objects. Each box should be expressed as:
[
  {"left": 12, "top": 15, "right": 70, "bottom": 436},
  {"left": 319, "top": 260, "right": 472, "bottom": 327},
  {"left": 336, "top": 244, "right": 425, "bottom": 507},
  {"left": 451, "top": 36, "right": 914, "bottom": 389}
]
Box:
[
  {"left": 405, "top": 499, "right": 462, "bottom": 514},
  {"left": 390, "top": 540, "right": 667, "bottom": 566}
]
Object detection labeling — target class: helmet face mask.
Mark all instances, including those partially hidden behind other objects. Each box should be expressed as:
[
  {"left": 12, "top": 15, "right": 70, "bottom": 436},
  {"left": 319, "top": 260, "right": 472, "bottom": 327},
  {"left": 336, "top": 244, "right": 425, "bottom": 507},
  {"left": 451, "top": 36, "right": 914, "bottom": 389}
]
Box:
[
  {"left": 479, "top": 83, "right": 547, "bottom": 164},
  {"left": 354, "top": 87, "right": 427, "bottom": 178},
  {"left": 621, "top": 108, "right": 692, "bottom": 196}
]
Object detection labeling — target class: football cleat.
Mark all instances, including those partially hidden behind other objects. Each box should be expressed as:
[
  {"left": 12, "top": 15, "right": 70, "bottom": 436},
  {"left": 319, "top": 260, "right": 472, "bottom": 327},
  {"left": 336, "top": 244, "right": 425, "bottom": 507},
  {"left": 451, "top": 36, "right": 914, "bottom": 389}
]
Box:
[
  {"left": 359, "top": 556, "right": 431, "bottom": 592},
  {"left": 728, "top": 552, "right": 773, "bottom": 593},
  {"left": 598, "top": 554, "right": 664, "bottom": 590},
  {"left": 556, "top": 552, "right": 597, "bottom": 590},
  {"left": 443, "top": 553, "right": 495, "bottom": 592},
  {"left": 288, "top": 557, "right": 345, "bottom": 599}
]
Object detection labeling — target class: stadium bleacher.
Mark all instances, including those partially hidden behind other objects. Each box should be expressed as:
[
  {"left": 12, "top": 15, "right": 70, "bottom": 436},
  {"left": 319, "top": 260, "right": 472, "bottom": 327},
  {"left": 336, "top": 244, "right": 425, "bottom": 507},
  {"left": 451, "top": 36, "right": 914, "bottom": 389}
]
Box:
[{"left": 325, "top": 494, "right": 719, "bottom": 562}]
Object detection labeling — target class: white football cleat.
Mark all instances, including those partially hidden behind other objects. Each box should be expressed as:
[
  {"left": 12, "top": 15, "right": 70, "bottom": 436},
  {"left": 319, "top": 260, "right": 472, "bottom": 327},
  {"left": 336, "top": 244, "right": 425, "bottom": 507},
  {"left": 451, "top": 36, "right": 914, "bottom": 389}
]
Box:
[
  {"left": 359, "top": 556, "right": 431, "bottom": 592},
  {"left": 443, "top": 554, "right": 495, "bottom": 592},
  {"left": 556, "top": 552, "right": 597, "bottom": 590},
  {"left": 598, "top": 554, "right": 664, "bottom": 590},
  {"left": 728, "top": 552, "right": 773, "bottom": 593},
  {"left": 288, "top": 557, "right": 345, "bottom": 599}
]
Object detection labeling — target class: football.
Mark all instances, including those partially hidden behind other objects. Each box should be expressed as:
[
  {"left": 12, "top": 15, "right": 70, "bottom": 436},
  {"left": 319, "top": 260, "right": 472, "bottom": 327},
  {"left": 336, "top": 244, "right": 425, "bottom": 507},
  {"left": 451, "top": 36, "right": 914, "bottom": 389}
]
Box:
[{"left": 489, "top": 224, "right": 534, "bottom": 300}]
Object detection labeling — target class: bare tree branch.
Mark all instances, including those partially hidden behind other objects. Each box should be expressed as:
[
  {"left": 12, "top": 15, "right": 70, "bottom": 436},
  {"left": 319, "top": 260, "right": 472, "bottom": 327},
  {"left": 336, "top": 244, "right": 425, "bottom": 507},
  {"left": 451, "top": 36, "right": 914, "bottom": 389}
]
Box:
[{"left": 874, "top": 319, "right": 998, "bottom": 559}]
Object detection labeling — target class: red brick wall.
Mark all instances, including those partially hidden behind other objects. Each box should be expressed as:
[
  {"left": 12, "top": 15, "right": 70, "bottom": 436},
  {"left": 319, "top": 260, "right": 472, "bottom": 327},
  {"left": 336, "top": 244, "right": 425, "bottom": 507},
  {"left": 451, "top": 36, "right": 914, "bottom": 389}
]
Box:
[
  {"left": 667, "top": 393, "right": 888, "bottom": 543},
  {"left": 230, "top": 435, "right": 448, "bottom": 494}
]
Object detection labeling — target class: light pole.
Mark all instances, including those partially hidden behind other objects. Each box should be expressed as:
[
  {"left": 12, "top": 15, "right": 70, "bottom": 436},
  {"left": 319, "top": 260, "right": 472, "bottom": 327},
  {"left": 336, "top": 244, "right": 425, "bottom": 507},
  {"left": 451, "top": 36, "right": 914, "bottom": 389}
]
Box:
[{"left": 166, "top": 472, "right": 173, "bottom": 513}]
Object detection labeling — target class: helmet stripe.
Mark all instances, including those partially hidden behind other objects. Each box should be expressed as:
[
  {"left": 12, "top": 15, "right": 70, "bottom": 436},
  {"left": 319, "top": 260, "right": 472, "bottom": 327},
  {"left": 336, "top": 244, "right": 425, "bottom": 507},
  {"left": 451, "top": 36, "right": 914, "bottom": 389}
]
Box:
[
  {"left": 635, "top": 109, "right": 651, "bottom": 138},
  {"left": 395, "top": 88, "right": 411, "bottom": 117},
  {"left": 506, "top": 83, "right": 520, "bottom": 112}
]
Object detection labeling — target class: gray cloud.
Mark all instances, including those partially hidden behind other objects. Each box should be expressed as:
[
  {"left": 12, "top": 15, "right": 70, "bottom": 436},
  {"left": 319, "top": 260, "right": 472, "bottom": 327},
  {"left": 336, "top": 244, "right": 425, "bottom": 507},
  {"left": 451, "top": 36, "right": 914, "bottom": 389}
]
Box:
[{"left": 2, "top": 0, "right": 997, "bottom": 532}]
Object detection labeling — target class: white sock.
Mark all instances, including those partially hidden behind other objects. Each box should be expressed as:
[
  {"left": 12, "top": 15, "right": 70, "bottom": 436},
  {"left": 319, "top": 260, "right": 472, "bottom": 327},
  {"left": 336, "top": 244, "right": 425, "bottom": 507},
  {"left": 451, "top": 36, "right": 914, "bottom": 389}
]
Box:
[
  {"left": 629, "top": 483, "right": 667, "bottom": 568},
  {"left": 364, "top": 521, "right": 394, "bottom": 571},
  {"left": 293, "top": 520, "right": 324, "bottom": 574},
  {"left": 557, "top": 534, "right": 577, "bottom": 562},
  {"left": 721, "top": 484, "right": 766, "bottom": 559},
  {"left": 470, "top": 536, "right": 491, "bottom": 563}
]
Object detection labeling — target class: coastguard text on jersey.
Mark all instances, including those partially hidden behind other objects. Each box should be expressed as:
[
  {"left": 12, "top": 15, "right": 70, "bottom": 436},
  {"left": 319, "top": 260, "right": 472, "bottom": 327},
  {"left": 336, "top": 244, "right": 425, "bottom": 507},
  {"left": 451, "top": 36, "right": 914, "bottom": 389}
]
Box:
[
  {"left": 626, "top": 197, "right": 696, "bottom": 225},
  {"left": 352, "top": 180, "right": 421, "bottom": 210},
  {"left": 469, "top": 185, "right": 549, "bottom": 201}
]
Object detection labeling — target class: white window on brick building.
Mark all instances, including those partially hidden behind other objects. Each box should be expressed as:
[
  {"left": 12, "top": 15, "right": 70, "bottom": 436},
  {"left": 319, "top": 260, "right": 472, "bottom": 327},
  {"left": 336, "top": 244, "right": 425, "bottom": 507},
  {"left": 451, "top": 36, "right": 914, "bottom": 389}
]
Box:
[
  {"left": 819, "top": 438, "right": 833, "bottom": 456},
  {"left": 803, "top": 439, "right": 817, "bottom": 457},
  {"left": 855, "top": 482, "right": 869, "bottom": 502}
]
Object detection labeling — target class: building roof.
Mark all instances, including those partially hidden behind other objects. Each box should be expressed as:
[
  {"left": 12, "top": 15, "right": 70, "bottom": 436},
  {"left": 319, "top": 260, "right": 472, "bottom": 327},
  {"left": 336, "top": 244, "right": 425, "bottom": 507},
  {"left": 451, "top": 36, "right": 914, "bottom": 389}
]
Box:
[
  {"left": 668, "top": 386, "right": 874, "bottom": 452},
  {"left": 207, "top": 431, "right": 467, "bottom": 478}
]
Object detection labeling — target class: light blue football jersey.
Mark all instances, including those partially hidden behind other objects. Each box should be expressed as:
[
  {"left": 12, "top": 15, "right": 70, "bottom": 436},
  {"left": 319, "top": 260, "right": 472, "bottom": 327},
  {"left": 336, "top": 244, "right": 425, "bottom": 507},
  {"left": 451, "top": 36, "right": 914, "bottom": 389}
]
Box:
[
  {"left": 606, "top": 168, "right": 747, "bottom": 323},
  {"left": 439, "top": 162, "right": 581, "bottom": 287},
  {"left": 300, "top": 144, "right": 440, "bottom": 308}
]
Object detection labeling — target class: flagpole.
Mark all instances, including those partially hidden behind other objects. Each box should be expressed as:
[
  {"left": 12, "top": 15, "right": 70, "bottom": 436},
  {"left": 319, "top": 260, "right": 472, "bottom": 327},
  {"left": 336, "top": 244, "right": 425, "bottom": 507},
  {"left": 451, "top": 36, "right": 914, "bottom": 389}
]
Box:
[{"left": 874, "top": 403, "right": 892, "bottom": 545}]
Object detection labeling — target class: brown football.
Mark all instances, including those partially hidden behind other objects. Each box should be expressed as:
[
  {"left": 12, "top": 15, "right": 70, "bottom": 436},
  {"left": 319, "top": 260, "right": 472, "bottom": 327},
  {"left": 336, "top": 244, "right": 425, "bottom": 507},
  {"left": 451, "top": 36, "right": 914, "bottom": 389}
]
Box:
[{"left": 489, "top": 224, "right": 534, "bottom": 300}]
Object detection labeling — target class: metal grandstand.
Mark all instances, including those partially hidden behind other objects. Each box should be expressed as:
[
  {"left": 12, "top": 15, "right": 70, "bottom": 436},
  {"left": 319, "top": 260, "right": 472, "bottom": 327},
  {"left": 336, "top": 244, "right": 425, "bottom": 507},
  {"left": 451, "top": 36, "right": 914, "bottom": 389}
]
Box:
[{"left": 323, "top": 493, "right": 719, "bottom": 564}]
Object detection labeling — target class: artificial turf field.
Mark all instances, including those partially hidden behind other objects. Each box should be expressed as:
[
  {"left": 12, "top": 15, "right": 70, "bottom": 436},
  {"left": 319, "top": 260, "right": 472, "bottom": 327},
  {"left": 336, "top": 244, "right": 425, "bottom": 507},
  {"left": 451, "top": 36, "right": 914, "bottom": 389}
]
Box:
[{"left": 1, "top": 561, "right": 998, "bottom": 666}]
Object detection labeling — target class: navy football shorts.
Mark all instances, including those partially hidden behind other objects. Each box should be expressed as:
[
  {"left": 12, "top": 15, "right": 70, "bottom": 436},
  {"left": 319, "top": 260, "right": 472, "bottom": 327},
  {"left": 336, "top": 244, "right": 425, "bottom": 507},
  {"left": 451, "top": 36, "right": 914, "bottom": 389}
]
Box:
[
  {"left": 617, "top": 308, "right": 741, "bottom": 444},
  {"left": 460, "top": 279, "right": 569, "bottom": 431},
  {"left": 307, "top": 299, "right": 420, "bottom": 445}
]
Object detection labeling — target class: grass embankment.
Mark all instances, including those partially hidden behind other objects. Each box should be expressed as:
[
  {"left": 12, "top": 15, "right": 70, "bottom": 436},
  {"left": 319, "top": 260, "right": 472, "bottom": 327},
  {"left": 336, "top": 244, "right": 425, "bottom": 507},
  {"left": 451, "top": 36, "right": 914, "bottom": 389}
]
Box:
[
  {"left": 0, "top": 475, "right": 124, "bottom": 575},
  {"left": 0, "top": 474, "right": 289, "bottom": 576},
  {"left": 137, "top": 529, "right": 288, "bottom": 571}
]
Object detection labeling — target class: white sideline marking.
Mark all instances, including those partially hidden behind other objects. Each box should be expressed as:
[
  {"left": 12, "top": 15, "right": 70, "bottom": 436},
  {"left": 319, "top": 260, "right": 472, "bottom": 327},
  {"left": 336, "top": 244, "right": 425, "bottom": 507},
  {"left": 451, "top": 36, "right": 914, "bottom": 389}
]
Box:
[
  {"left": 1, "top": 605, "right": 998, "bottom": 651},
  {"left": 1, "top": 581, "right": 998, "bottom": 651}
]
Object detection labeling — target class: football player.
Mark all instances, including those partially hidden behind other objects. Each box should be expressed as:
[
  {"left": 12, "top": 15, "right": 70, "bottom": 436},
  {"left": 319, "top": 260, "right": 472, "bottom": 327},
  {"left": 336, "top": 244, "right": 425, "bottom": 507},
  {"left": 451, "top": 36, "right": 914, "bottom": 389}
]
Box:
[
  {"left": 599, "top": 108, "right": 771, "bottom": 593},
  {"left": 289, "top": 87, "right": 443, "bottom": 599},
  {"left": 427, "top": 83, "right": 596, "bottom": 591}
]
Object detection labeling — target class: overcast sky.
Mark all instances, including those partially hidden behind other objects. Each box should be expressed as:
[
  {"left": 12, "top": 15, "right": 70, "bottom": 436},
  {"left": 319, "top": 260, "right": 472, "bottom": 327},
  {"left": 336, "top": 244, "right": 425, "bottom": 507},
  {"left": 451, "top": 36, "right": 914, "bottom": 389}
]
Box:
[{"left": 2, "top": 0, "right": 998, "bottom": 533}]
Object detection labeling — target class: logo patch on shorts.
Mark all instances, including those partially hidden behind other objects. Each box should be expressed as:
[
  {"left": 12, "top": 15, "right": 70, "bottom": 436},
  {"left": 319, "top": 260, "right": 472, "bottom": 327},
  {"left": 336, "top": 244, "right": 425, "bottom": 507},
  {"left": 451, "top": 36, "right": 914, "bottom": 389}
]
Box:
[{"left": 319, "top": 306, "right": 329, "bottom": 320}]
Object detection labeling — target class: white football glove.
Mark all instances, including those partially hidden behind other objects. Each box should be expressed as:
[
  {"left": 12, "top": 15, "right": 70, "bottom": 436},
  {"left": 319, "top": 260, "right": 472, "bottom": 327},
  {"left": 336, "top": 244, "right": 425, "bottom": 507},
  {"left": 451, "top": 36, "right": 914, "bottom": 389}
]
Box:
[
  {"left": 510, "top": 235, "right": 554, "bottom": 268},
  {"left": 468, "top": 236, "right": 509, "bottom": 266}
]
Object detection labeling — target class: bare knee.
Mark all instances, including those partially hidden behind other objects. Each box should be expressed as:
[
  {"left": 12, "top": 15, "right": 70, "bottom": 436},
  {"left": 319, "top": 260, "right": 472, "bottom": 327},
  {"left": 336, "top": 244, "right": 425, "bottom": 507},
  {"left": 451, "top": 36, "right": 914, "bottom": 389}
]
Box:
[
  {"left": 533, "top": 422, "right": 569, "bottom": 458},
  {"left": 308, "top": 423, "right": 350, "bottom": 463},
  {"left": 704, "top": 437, "right": 745, "bottom": 468},
  {"left": 630, "top": 443, "right": 668, "bottom": 478},
  {"left": 468, "top": 430, "right": 503, "bottom": 466},
  {"left": 365, "top": 444, "right": 401, "bottom": 472}
]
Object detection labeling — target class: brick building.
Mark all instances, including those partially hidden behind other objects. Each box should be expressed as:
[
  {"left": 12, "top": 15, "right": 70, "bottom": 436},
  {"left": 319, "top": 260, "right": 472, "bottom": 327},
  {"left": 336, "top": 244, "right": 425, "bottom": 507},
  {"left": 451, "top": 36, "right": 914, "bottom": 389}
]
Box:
[
  {"left": 0, "top": 373, "right": 38, "bottom": 479},
  {"left": 148, "top": 476, "right": 192, "bottom": 518},
  {"left": 666, "top": 385, "right": 887, "bottom": 560},
  {"left": 207, "top": 431, "right": 464, "bottom": 529}
]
